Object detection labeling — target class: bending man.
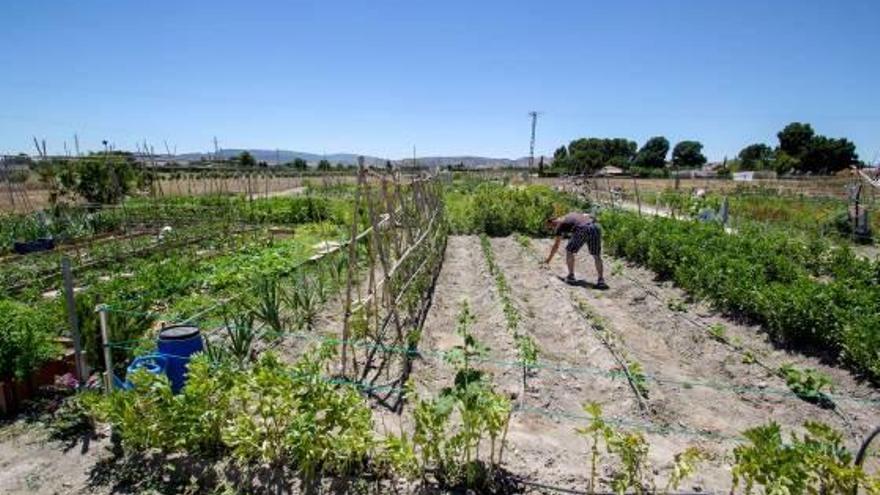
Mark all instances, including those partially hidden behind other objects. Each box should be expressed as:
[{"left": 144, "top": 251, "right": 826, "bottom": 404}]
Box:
[{"left": 544, "top": 211, "right": 607, "bottom": 289}]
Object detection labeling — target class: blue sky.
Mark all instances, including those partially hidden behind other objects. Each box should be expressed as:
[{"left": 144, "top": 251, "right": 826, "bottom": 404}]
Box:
[{"left": 2, "top": 0, "right": 879, "bottom": 162}]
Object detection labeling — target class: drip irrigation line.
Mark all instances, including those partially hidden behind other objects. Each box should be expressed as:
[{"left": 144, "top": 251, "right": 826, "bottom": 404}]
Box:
[
  {"left": 514, "top": 238, "right": 650, "bottom": 413},
  {"left": 514, "top": 238, "right": 880, "bottom": 411},
  {"left": 504, "top": 475, "right": 718, "bottom": 495},
  {"left": 513, "top": 404, "right": 740, "bottom": 441},
  {"left": 104, "top": 323, "right": 880, "bottom": 407}
]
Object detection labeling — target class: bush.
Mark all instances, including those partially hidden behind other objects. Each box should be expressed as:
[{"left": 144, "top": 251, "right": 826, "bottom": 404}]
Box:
[
  {"left": 91, "top": 348, "right": 375, "bottom": 483},
  {"left": 600, "top": 211, "right": 880, "bottom": 382},
  {"left": 445, "top": 182, "right": 588, "bottom": 236},
  {"left": 0, "top": 299, "right": 61, "bottom": 380}
]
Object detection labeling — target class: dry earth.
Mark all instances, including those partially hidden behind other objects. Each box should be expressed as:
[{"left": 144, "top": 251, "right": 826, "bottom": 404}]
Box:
[{"left": 1, "top": 235, "right": 878, "bottom": 494}]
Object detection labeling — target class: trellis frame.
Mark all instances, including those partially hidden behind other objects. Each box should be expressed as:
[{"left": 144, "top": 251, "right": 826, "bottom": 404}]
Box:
[{"left": 340, "top": 159, "right": 446, "bottom": 410}]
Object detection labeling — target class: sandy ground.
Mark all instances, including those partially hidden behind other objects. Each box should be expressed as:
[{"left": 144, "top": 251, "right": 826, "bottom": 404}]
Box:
[
  {"left": 1, "top": 235, "right": 878, "bottom": 494},
  {"left": 404, "top": 235, "right": 880, "bottom": 493},
  {"left": 0, "top": 419, "right": 110, "bottom": 495}
]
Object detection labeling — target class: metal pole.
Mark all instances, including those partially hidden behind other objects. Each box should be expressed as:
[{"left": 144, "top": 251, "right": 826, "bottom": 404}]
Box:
[
  {"left": 97, "top": 305, "right": 114, "bottom": 393},
  {"left": 62, "top": 257, "right": 86, "bottom": 384}
]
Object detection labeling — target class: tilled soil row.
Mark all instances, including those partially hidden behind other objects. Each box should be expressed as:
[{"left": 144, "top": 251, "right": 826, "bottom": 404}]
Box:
[{"left": 514, "top": 236, "right": 880, "bottom": 489}]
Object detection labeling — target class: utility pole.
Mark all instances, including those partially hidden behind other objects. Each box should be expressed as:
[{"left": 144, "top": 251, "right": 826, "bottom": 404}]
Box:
[
  {"left": 213, "top": 136, "right": 220, "bottom": 161},
  {"left": 74, "top": 134, "right": 81, "bottom": 157},
  {"left": 528, "top": 111, "right": 540, "bottom": 171}
]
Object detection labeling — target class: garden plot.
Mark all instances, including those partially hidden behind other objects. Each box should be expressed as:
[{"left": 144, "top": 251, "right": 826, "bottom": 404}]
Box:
[
  {"left": 402, "top": 234, "right": 880, "bottom": 492},
  {"left": 404, "top": 235, "right": 636, "bottom": 489}
]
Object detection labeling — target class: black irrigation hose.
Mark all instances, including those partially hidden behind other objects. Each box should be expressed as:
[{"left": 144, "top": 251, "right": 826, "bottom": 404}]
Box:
[
  {"left": 850, "top": 426, "right": 880, "bottom": 495},
  {"left": 857, "top": 426, "right": 880, "bottom": 468},
  {"left": 508, "top": 476, "right": 715, "bottom": 495}
]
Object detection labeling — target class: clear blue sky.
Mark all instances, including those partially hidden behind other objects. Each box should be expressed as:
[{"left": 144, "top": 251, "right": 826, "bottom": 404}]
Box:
[{"left": 2, "top": 0, "right": 879, "bottom": 162}]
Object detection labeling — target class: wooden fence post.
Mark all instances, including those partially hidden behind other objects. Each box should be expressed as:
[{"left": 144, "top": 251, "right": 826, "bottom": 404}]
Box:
[
  {"left": 61, "top": 257, "right": 86, "bottom": 384},
  {"left": 97, "top": 305, "right": 114, "bottom": 393},
  {"left": 632, "top": 177, "right": 642, "bottom": 216}
]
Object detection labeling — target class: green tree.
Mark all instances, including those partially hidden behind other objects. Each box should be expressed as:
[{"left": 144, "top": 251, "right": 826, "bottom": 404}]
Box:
[
  {"left": 553, "top": 145, "right": 568, "bottom": 161},
  {"left": 238, "top": 151, "right": 256, "bottom": 167},
  {"left": 292, "top": 158, "right": 308, "bottom": 171},
  {"left": 774, "top": 122, "right": 859, "bottom": 174},
  {"left": 565, "top": 137, "right": 636, "bottom": 174},
  {"left": 385, "top": 160, "right": 393, "bottom": 171},
  {"left": 73, "top": 153, "right": 136, "bottom": 204},
  {"left": 317, "top": 159, "right": 332, "bottom": 171},
  {"left": 777, "top": 122, "right": 815, "bottom": 159},
  {"left": 738, "top": 143, "right": 775, "bottom": 170},
  {"left": 552, "top": 146, "right": 569, "bottom": 170},
  {"left": 800, "top": 136, "right": 857, "bottom": 174},
  {"left": 632, "top": 136, "right": 669, "bottom": 169},
  {"left": 671, "top": 141, "right": 707, "bottom": 169}
]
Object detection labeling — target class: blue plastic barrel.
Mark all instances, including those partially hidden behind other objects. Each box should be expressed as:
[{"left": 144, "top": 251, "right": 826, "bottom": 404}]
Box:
[
  {"left": 117, "top": 354, "right": 169, "bottom": 390},
  {"left": 157, "top": 325, "right": 203, "bottom": 393}
]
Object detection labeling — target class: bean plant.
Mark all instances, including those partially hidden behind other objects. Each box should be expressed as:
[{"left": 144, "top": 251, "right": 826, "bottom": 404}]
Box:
[
  {"left": 732, "top": 421, "right": 880, "bottom": 494},
  {"left": 416, "top": 301, "right": 512, "bottom": 490},
  {"left": 479, "top": 234, "right": 541, "bottom": 393},
  {"left": 575, "top": 402, "right": 703, "bottom": 494}
]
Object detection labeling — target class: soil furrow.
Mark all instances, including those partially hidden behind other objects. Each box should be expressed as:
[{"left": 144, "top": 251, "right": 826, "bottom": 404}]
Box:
[{"left": 522, "top": 235, "right": 880, "bottom": 488}]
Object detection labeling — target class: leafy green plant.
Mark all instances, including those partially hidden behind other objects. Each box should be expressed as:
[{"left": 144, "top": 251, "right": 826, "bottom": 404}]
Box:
[
  {"left": 0, "top": 299, "right": 61, "bottom": 380},
  {"left": 732, "top": 421, "right": 879, "bottom": 494},
  {"left": 283, "top": 273, "right": 324, "bottom": 332},
  {"left": 707, "top": 323, "right": 727, "bottom": 343},
  {"left": 666, "top": 297, "right": 687, "bottom": 312},
  {"left": 600, "top": 210, "right": 880, "bottom": 383},
  {"left": 515, "top": 334, "right": 539, "bottom": 389},
  {"left": 625, "top": 360, "right": 649, "bottom": 399},
  {"left": 417, "top": 300, "right": 512, "bottom": 490},
  {"left": 445, "top": 182, "right": 588, "bottom": 236},
  {"left": 479, "top": 234, "right": 542, "bottom": 393},
  {"left": 514, "top": 232, "right": 532, "bottom": 248},
  {"left": 779, "top": 364, "right": 834, "bottom": 408},
  {"left": 575, "top": 402, "right": 703, "bottom": 494},
  {"left": 219, "top": 311, "right": 257, "bottom": 365},
  {"left": 611, "top": 259, "right": 625, "bottom": 277},
  {"left": 251, "top": 276, "right": 285, "bottom": 336},
  {"left": 576, "top": 402, "right": 609, "bottom": 493},
  {"left": 223, "top": 349, "right": 374, "bottom": 488},
  {"left": 665, "top": 447, "right": 704, "bottom": 492}
]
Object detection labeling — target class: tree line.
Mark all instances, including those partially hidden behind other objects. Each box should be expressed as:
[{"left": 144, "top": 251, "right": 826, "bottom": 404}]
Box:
[
  {"left": 235, "top": 151, "right": 343, "bottom": 171},
  {"left": 550, "top": 122, "right": 860, "bottom": 176}
]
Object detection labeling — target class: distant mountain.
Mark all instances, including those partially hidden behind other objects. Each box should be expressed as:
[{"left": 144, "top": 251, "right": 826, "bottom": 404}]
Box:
[{"left": 172, "top": 149, "right": 544, "bottom": 169}]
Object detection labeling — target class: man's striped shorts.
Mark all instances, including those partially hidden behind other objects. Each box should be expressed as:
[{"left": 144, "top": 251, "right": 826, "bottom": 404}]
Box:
[{"left": 565, "top": 224, "right": 602, "bottom": 256}]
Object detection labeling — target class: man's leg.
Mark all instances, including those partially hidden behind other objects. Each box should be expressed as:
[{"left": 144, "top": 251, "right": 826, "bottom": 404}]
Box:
[
  {"left": 586, "top": 225, "right": 607, "bottom": 288},
  {"left": 566, "top": 250, "right": 576, "bottom": 278}
]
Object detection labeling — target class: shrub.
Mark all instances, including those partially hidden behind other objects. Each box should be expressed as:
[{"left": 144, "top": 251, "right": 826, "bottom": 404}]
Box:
[
  {"left": 445, "top": 182, "right": 588, "bottom": 236},
  {"left": 600, "top": 211, "right": 880, "bottom": 382},
  {"left": 732, "top": 421, "right": 879, "bottom": 494},
  {"left": 0, "top": 299, "right": 61, "bottom": 380}
]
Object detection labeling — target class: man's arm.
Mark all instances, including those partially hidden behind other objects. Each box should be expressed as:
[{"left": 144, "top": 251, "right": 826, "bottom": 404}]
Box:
[{"left": 545, "top": 235, "right": 561, "bottom": 264}]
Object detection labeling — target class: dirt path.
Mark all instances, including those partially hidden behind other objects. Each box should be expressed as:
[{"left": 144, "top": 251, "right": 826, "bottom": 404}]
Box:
[{"left": 0, "top": 421, "right": 109, "bottom": 495}]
